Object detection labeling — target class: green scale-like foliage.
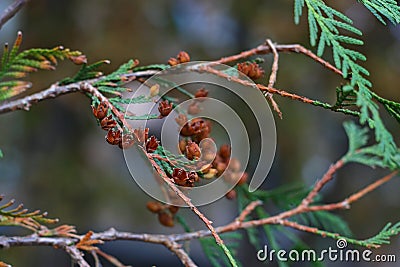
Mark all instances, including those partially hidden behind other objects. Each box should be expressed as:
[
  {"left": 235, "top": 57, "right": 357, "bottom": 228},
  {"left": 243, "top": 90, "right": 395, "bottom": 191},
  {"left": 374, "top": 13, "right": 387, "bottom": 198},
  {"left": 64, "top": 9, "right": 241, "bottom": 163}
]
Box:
[
  {"left": 294, "top": 0, "right": 400, "bottom": 169},
  {"left": 0, "top": 32, "right": 83, "bottom": 101}
]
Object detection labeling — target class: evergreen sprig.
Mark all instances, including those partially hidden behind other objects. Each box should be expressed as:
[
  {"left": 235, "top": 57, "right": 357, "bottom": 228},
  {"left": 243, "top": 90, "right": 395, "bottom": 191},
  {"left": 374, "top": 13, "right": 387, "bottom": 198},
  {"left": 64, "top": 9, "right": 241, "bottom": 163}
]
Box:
[
  {"left": 343, "top": 121, "right": 400, "bottom": 170},
  {"left": 294, "top": 0, "right": 400, "bottom": 168},
  {"left": 358, "top": 0, "right": 400, "bottom": 24},
  {"left": 0, "top": 31, "right": 83, "bottom": 101},
  {"left": 59, "top": 59, "right": 110, "bottom": 85},
  {"left": 0, "top": 196, "right": 58, "bottom": 231},
  {"left": 361, "top": 222, "right": 400, "bottom": 247}
]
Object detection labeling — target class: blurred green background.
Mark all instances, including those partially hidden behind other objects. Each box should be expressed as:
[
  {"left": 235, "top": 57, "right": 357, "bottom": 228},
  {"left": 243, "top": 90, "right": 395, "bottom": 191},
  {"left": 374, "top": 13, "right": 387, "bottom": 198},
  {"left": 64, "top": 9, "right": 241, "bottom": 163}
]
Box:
[{"left": 0, "top": 0, "right": 399, "bottom": 266}]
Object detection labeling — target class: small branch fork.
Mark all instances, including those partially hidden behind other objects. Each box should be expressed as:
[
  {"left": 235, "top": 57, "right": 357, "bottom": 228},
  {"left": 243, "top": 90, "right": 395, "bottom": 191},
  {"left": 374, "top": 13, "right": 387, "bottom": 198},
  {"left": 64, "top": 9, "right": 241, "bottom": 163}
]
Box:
[{"left": 0, "top": 167, "right": 396, "bottom": 266}]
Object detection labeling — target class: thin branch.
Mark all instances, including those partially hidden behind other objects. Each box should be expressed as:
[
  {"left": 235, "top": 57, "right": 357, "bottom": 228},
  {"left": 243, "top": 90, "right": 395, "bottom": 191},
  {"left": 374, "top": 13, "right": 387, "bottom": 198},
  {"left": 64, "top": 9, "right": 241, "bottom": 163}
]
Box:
[
  {"left": 0, "top": 168, "right": 395, "bottom": 258},
  {"left": 265, "top": 39, "right": 279, "bottom": 88},
  {"left": 0, "top": 169, "right": 396, "bottom": 266},
  {"left": 95, "top": 249, "right": 131, "bottom": 267},
  {"left": 0, "top": 82, "right": 81, "bottom": 114},
  {"left": 0, "top": 69, "right": 158, "bottom": 115},
  {"left": 236, "top": 200, "right": 262, "bottom": 222},
  {"left": 63, "top": 245, "right": 90, "bottom": 267},
  {"left": 300, "top": 159, "right": 344, "bottom": 208},
  {"left": 264, "top": 39, "right": 282, "bottom": 118},
  {"left": 306, "top": 171, "right": 398, "bottom": 212},
  {"left": 214, "top": 42, "right": 343, "bottom": 76},
  {"left": 0, "top": 0, "right": 29, "bottom": 30}
]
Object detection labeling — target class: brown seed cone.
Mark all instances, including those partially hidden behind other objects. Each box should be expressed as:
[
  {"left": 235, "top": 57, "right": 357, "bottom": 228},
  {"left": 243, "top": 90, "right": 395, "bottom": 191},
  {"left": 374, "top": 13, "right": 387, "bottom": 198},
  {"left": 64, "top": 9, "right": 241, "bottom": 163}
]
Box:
[
  {"left": 176, "top": 51, "right": 190, "bottom": 63},
  {"left": 194, "top": 88, "right": 208, "bottom": 99},
  {"left": 225, "top": 190, "right": 237, "bottom": 200},
  {"left": 106, "top": 129, "right": 122, "bottom": 145},
  {"left": 158, "top": 211, "right": 174, "bottom": 227},
  {"left": 158, "top": 100, "right": 173, "bottom": 118},
  {"left": 219, "top": 144, "right": 231, "bottom": 160},
  {"left": 146, "top": 136, "right": 159, "bottom": 153},
  {"left": 92, "top": 102, "right": 108, "bottom": 120},
  {"left": 146, "top": 201, "right": 163, "bottom": 213},
  {"left": 237, "top": 62, "right": 264, "bottom": 80},
  {"left": 100, "top": 115, "right": 117, "bottom": 131},
  {"left": 185, "top": 141, "right": 201, "bottom": 160}
]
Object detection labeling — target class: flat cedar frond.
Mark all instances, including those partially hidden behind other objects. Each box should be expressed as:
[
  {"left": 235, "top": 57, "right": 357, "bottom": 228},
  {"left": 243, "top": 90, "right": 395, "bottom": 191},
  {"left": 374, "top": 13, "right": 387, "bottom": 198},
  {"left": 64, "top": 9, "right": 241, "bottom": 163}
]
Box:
[
  {"left": 59, "top": 59, "right": 111, "bottom": 85},
  {"left": 361, "top": 222, "right": 400, "bottom": 247},
  {"left": 358, "top": 0, "right": 400, "bottom": 24},
  {"left": 294, "top": 0, "right": 400, "bottom": 169},
  {"left": 0, "top": 31, "right": 84, "bottom": 101},
  {"left": 0, "top": 195, "right": 58, "bottom": 231}
]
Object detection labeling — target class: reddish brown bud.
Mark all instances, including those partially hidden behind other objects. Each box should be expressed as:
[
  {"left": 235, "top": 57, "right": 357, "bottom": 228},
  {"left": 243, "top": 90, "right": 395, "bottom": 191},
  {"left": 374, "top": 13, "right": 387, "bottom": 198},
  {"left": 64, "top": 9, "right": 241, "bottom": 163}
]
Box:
[
  {"left": 168, "top": 57, "right": 179, "bottom": 66},
  {"left": 188, "top": 171, "right": 199, "bottom": 183},
  {"left": 146, "top": 201, "right": 163, "bottom": 213},
  {"left": 101, "top": 115, "right": 117, "bottom": 130},
  {"left": 92, "top": 102, "right": 108, "bottom": 120},
  {"left": 168, "top": 205, "right": 180, "bottom": 214},
  {"left": 237, "top": 62, "right": 264, "bottom": 80},
  {"left": 146, "top": 136, "right": 159, "bottom": 153},
  {"left": 158, "top": 211, "right": 174, "bottom": 227},
  {"left": 225, "top": 190, "right": 237, "bottom": 200},
  {"left": 185, "top": 141, "right": 201, "bottom": 160},
  {"left": 69, "top": 55, "right": 87, "bottom": 65},
  {"left": 177, "top": 51, "right": 190, "bottom": 63},
  {"left": 219, "top": 144, "right": 231, "bottom": 160},
  {"left": 195, "top": 88, "right": 209, "bottom": 99},
  {"left": 172, "top": 168, "right": 196, "bottom": 187},
  {"left": 173, "top": 168, "right": 187, "bottom": 182},
  {"left": 168, "top": 51, "right": 190, "bottom": 66},
  {"left": 180, "top": 123, "right": 196, "bottom": 137},
  {"left": 158, "top": 100, "right": 173, "bottom": 118},
  {"left": 106, "top": 129, "right": 122, "bottom": 145}
]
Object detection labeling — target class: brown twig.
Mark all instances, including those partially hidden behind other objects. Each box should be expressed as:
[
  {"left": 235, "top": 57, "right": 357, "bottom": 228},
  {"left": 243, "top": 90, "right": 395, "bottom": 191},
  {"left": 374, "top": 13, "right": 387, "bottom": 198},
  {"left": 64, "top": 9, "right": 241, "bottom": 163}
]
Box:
[
  {"left": 0, "top": 69, "right": 158, "bottom": 115},
  {"left": 300, "top": 159, "right": 344, "bottom": 208},
  {"left": 0, "top": 0, "right": 29, "bottom": 30},
  {"left": 199, "top": 64, "right": 316, "bottom": 107},
  {"left": 264, "top": 39, "right": 282, "bottom": 118},
  {"left": 95, "top": 249, "right": 132, "bottom": 267},
  {"left": 306, "top": 171, "right": 398, "bottom": 212},
  {"left": 63, "top": 245, "right": 90, "bottom": 267},
  {"left": 265, "top": 39, "right": 279, "bottom": 88},
  {"left": 214, "top": 42, "right": 342, "bottom": 76},
  {"left": 236, "top": 200, "right": 262, "bottom": 222},
  {"left": 0, "top": 169, "right": 396, "bottom": 265}
]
